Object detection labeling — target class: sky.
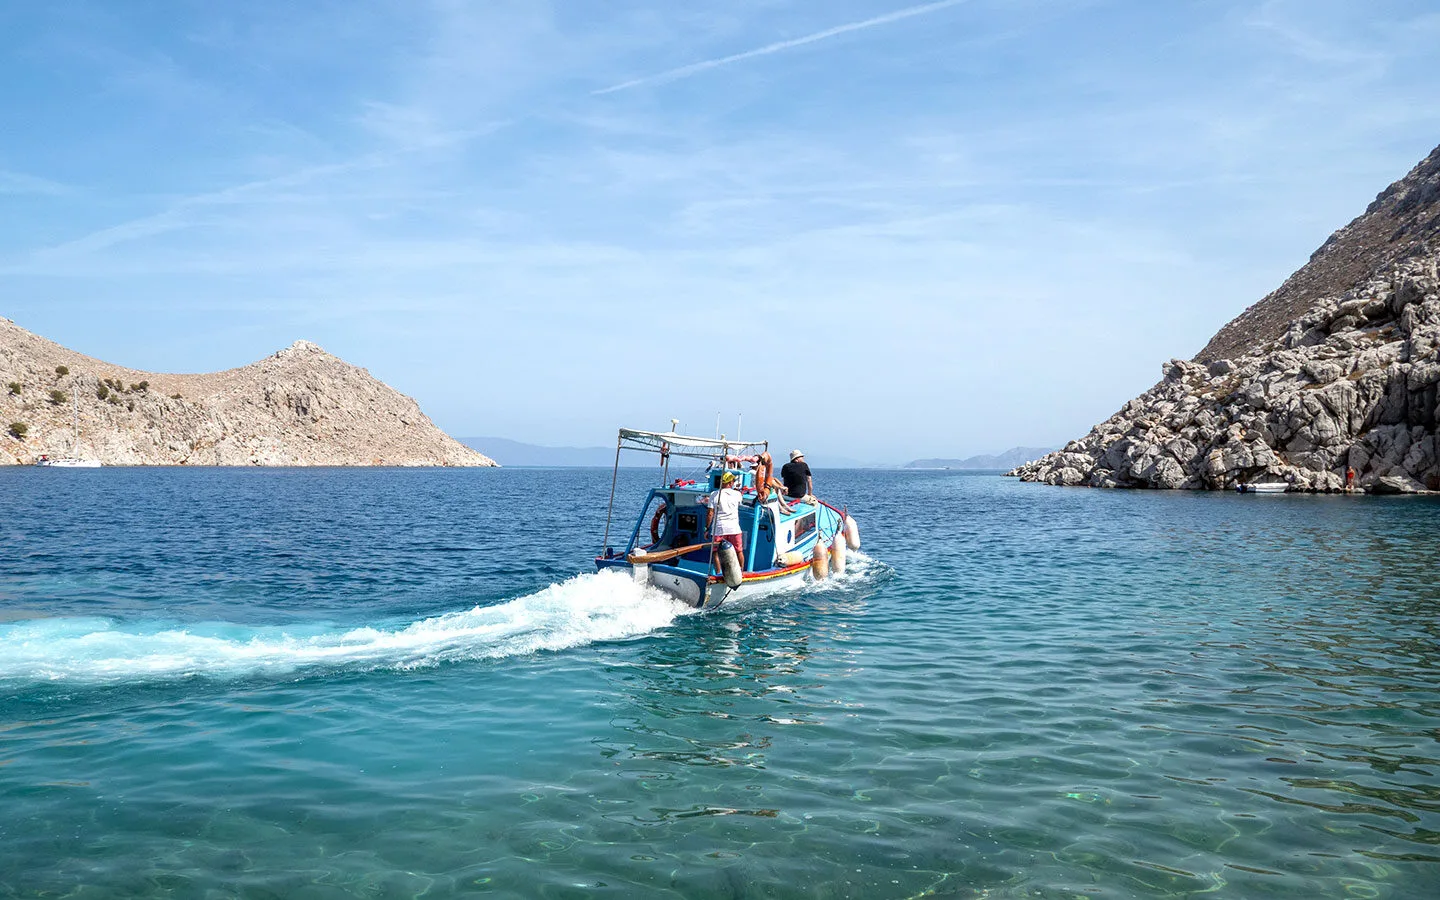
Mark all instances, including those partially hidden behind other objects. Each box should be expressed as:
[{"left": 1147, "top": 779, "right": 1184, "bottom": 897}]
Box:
[{"left": 2, "top": 0, "right": 1438, "bottom": 463}]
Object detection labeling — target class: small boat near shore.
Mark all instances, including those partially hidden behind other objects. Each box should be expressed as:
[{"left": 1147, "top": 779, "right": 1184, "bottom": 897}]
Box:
[
  {"left": 1236, "top": 481, "right": 1288, "bottom": 493},
  {"left": 595, "top": 427, "right": 859, "bottom": 609},
  {"left": 34, "top": 394, "right": 102, "bottom": 468},
  {"left": 34, "top": 454, "right": 102, "bottom": 468}
]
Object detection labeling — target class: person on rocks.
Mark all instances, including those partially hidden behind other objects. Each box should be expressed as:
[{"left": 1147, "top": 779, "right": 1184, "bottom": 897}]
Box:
[
  {"left": 1346, "top": 466, "right": 1356, "bottom": 492},
  {"left": 781, "top": 449, "right": 813, "bottom": 501},
  {"left": 703, "top": 470, "right": 745, "bottom": 571}
]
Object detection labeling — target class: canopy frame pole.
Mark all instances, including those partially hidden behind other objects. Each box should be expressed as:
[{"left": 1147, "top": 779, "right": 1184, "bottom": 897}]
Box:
[{"left": 601, "top": 437, "right": 622, "bottom": 552}]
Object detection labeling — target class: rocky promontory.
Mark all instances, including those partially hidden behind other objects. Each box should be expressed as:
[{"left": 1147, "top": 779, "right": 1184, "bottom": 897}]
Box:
[
  {"left": 0, "top": 319, "right": 496, "bottom": 467},
  {"left": 1011, "top": 144, "right": 1440, "bottom": 494}
]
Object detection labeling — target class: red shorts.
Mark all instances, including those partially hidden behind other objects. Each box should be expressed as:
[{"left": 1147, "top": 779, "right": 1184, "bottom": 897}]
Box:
[{"left": 714, "top": 534, "right": 743, "bottom": 554}]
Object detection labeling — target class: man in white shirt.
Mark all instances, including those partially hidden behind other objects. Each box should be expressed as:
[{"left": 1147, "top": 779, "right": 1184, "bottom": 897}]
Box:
[{"left": 704, "top": 470, "right": 745, "bottom": 571}]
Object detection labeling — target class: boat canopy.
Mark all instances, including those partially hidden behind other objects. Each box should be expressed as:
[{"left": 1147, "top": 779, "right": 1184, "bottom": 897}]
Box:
[{"left": 616, "top": 428, "right": 767, "bottom": 461}]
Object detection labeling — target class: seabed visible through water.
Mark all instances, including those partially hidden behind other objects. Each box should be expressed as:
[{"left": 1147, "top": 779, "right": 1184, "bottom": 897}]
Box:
[{"left": 1, "top": 466, "right": 1437, "bottom": 898}]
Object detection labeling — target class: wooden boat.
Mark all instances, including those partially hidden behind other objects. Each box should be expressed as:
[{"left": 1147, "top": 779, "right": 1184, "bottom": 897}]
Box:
[{"left": 594, "top": 427, "right": 859, "bottom": 608}]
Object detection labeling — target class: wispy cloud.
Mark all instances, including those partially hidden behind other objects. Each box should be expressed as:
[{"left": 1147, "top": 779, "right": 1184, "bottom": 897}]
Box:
[
  {"left": 594, "top": 0, "right": 969, "bottom": 94},
  {"left": 0, "top": 168, "right": 74, "bottom": 196},
  {"left": 12, "top": 119, "right": 507, "bottom": 269},
  {"left": 18, "top": 157, "right": 387, "bottom": 264},
  {"left": 1243, "top": 0, "right": 1381, "bottom": 67}
]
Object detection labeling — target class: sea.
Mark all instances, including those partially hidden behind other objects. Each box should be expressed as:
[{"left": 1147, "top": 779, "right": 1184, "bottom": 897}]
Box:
[{"left": 1, "top": 466, "right": 1437, "bottom": 899}]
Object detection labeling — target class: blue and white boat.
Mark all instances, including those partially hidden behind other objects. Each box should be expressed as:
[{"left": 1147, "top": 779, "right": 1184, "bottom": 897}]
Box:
[{"left": 595, "top": 427, "right": 860, "bottom": 609}]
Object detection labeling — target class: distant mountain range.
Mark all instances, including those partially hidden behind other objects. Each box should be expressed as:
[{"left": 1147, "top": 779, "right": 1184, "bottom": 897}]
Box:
[
  {"left": 463, "top": 437, "right": 886, "bottom": 468},
  {"left": 459, "top": 436, "right": 622, "bottom": 467},
  {"left": 462, "top": 436, "right": 1052, "bottom": 470},
  {"left": 904, "top": 447, "right": 1054, "bottom": 470}
]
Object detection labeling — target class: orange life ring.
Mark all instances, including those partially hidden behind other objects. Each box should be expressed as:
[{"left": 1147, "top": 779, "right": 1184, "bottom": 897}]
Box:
[
  {"left": 650, "top": 501, "right": 668, "bottom": 544},
  {"left": 754, "top": 452, "right": 774, "bottom": 502}
]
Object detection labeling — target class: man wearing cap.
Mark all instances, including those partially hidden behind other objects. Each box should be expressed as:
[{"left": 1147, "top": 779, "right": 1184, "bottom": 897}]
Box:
[
  {"left": 703, "top": 471, "right": 745, "bottom": 570},
  {"left": 781, "top": 449, "right": 813, "bottom": 501}
]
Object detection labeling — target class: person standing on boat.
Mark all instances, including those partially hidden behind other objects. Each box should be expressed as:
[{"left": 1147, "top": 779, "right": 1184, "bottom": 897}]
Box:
[
  {"left": 703, "top": 471, "right": 745, "bottom": 571},
  {"left": 781, "top": 449, "right": 813, "bottom": 501}
]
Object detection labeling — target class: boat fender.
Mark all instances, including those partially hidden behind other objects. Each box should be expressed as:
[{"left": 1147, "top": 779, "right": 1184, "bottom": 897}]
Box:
[
  {"left": 829, "top": 533, "right": 846, "bottom": 574},
  {"left": 649, "top": 501, "right": 668, "bottom": 545},
  {"left": 843, "top": 515, "right": 860, "bottom": 551},
  {"left": 810, "top": 539, "right": 829, "bottom": 581},
  {"left": 717, "top": 542, "right": 743, "bottom": 589}
]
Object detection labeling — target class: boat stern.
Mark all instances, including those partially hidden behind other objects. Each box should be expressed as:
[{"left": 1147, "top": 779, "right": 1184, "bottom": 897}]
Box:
[{"left": 596, "top": 554, "right": 712, "bottom": 608}]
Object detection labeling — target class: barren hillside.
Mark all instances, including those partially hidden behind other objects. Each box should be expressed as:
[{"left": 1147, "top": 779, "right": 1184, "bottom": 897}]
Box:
[
  {"left": 0, "top": 319, "right": 496, "bottom": 467},
  {"left": 1012, "top": 144, "right": 1439, "bottom": 493}
]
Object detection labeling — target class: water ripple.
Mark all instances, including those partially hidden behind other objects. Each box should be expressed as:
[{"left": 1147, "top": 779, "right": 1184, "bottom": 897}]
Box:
[{"left": 0, "top": 468, "right": 1438, "bottom": 897}]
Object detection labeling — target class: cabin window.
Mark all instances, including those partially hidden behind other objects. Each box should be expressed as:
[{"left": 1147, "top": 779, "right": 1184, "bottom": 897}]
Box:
[{"left": 792, "top": 513, "right": 815, "bottom": 541}]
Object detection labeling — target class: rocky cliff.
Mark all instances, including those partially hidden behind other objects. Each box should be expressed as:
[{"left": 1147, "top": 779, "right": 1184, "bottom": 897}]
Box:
[
  {"left": 0, "top": 319, "right": 496, "bottom": 467},
  {"left": 1010, "top": 144, "right": 1440, "bottom": 494}
]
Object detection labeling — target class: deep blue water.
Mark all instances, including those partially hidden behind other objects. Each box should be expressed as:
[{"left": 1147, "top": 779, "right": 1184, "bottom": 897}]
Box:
[{"left": 1, "top": 467, "right": 1438, "bottom": 899}]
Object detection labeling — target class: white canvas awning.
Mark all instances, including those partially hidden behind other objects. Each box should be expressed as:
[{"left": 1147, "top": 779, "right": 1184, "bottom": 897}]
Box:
[{"left": 616, "top": 428, "right": 767, "bottom": 460}]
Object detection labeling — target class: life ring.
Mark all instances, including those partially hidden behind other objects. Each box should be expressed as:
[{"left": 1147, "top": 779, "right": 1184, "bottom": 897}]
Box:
[
  {"left": 754, "top": 452, "right": 774, "bottom": 502},
  {"left": 649, "top": 501, "right": 668, "bottom": 544}
]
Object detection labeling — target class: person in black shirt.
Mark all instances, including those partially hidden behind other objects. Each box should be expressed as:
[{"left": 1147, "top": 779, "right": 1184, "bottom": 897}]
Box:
[{"left": 780, "top": 449, "right": 812, "bottom": 500}]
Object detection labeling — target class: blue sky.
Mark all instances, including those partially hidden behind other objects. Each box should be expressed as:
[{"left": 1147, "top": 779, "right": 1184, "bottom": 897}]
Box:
[{"left": 2, "top": 0, "right": 1437, "bottom": 462}]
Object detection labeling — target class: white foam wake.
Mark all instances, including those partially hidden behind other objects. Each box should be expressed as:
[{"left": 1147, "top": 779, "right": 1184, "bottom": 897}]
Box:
[{"left": 0, "top": 570, "right": 693, "bottom": 685}]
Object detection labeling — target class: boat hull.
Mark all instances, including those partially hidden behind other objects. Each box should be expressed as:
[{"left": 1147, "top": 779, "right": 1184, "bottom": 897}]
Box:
[
  {"left": 597, "top": 557, "right": 812, "bottom": 609},
  {"left": 1237, "top": 483, "right": 1287, "bottom": 493},
  {"left": 34, "top": 458, "right": 102, "bottom": 468}
]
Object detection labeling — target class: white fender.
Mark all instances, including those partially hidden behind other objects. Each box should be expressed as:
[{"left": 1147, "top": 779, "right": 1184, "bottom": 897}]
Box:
[
  {"left": 843, "top": 515, "right": 860, "bottom": 551},
  {"left": 829, "top": 533, "right": 846, "bottom": 574},
  {"left": 810, "top": 539, "right": 829, "bottom": 581},
  {"left": 717, "top": 542, "right": 743, "bottom": 589}
]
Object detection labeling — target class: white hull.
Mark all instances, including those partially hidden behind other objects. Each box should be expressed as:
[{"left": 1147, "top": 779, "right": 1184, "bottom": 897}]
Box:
[
  {"left": 632, "top": 562, "right": 811, "bottom": 608},
  {"left": 35, "top": 458, "right": 102, "bottom": 468}
]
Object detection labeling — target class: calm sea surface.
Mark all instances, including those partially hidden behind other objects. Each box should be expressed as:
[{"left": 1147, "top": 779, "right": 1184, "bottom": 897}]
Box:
[{"left": 1, "top": 467, "right": 1438, "bottom": 899}]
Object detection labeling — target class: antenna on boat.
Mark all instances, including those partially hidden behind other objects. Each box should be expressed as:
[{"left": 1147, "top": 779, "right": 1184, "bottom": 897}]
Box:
[
  {"left": 670, "top": 418, "right": 679, "bottom": 434},
  {"left": 737, "top": 413, "right": 742, "bottom": 442},
  {"left": 715, "top": 412, "right": 720, "bottom": 438}
]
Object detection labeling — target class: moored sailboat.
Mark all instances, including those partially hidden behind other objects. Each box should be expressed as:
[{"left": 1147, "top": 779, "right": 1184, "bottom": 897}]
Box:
[{"left": 34, "top": 393, "right": 101, "bottom": 467}]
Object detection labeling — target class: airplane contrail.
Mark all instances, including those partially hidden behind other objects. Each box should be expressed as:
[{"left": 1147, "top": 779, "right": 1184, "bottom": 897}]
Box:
[{"left": 594, "top": 0, "right": 968, "bottom": 95}]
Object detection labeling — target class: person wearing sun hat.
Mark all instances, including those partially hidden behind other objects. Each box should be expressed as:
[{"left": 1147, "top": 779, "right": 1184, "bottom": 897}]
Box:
[
  {"left": 703, "top": 470, "right": 745, "bottom": 570},
  {"left": 780, "top": 449, "right": 812, "bottom": 500}
]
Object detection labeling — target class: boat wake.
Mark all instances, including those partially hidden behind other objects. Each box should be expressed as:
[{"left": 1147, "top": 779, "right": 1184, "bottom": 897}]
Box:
[
  {"left": 0, "top": 553, "right": 888, "bottom": 688},
  {"left": 0, "top": 569, "right": 695, "bottom": 686}
]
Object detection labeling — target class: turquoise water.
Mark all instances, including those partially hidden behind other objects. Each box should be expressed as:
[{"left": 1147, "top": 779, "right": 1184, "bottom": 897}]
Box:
[{"left": 1, "top": 467, "right": 1438, "bottom": 898}]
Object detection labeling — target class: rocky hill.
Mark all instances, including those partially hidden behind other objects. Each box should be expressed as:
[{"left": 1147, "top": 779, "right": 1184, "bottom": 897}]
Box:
[
  {"left": 0, "top": 318, "right": 496, "bottom": 467},
  {"left": 1010, "top": 144, "right": 1440, "bottom": 494}
]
